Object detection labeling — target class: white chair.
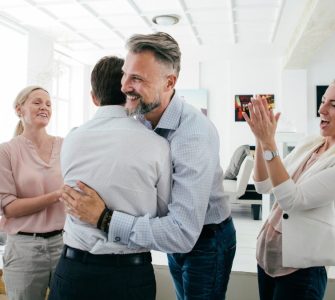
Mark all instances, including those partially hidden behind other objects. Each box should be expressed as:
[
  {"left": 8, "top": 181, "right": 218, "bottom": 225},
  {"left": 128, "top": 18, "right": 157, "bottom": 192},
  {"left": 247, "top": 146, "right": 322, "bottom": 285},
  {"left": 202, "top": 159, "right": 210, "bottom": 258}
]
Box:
[
  {"left": 224, "top": 155, "right": 262, "bottom": 220},
  {"left": 223, "top": 155, "right": 254, "bottom": 201}
]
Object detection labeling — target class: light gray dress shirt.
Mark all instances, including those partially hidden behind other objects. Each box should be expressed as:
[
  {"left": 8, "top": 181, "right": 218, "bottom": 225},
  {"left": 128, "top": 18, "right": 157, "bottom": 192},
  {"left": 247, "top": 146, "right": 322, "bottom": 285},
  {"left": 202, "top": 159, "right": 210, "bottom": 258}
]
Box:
[
  {"left": 61, "top": 105, "right": 171, "bottom": 254},
  {"left": 110, "top": 93, "right": 231, "bottom": 253}
]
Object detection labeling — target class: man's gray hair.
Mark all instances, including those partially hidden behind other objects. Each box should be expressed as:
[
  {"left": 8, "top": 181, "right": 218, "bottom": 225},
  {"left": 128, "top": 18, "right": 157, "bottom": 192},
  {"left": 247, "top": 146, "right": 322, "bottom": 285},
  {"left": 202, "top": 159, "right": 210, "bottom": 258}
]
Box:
[{"left": 126, "top": 32, "right": 181, "bottom": 77}]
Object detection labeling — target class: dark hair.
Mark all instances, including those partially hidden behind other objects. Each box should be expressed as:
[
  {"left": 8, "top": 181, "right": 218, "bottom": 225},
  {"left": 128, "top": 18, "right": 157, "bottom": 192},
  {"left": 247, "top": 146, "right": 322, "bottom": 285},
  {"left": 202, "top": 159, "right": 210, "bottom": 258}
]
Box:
[
  {"left": 126, "top": 32, "right": 181, "bottom": 77},
  {"left": 91, "top": 56, "right": 126, "bottom": 106}
]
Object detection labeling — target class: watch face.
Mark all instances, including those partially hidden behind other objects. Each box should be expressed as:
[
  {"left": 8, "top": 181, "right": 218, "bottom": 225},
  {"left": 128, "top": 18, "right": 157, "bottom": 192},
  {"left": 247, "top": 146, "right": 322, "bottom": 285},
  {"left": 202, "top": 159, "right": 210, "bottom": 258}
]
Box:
[{"left": 263, "top": 150, "right": 273, "bottom": 161}]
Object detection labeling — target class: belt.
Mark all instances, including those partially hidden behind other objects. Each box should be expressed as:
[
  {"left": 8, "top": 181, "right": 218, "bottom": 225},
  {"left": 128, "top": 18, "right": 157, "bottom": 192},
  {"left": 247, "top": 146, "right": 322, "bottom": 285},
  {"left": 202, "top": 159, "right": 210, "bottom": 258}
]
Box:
[
  {"left": 17, "top": 229, "right": 63, "bottom": 239},
  {"left": 63, "top": 245, "right": 152, "bottom": 266},
  {"left": 199, "top": 216, "right": 232, "bottom": 239}
]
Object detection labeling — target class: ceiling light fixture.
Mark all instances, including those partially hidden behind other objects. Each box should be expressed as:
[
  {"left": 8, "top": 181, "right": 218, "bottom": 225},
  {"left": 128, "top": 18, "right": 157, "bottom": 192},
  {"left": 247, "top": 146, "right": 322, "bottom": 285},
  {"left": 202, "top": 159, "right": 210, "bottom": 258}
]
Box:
[{"left": 152, "top": 15, "right": 180, "bottom": 26}]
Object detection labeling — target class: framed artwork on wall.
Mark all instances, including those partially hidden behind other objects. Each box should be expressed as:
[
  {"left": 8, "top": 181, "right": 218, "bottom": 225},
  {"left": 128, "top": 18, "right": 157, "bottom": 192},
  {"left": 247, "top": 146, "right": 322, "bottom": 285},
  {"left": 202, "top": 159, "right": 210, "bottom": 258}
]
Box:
[
  {"left": 260, "top": 94, "right": 275, "bottom": 110},
  {"left": 234, "top": 94, "right": 275, "bottom": 122},
  {"left": 316, "top": 85, "right": 328, "bottom": 117},
  {"left": 235, "top": 95, "right": 252, "bottom": 122},
  {"left": 177, "top": 89, "right": 208, "bottom": 116}
]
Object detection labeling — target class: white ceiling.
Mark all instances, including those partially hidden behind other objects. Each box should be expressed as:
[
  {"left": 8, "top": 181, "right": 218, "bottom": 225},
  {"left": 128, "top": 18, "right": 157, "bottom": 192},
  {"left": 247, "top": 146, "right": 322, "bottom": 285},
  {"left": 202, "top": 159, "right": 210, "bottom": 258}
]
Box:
[{"left": 0, "top": 0, "right": 333, "bottom": 66}]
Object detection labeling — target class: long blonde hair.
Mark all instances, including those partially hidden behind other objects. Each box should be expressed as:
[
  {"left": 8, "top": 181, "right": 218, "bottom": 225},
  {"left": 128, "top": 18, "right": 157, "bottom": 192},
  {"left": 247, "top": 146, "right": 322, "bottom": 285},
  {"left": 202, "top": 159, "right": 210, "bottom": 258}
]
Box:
[{"left": 13, "top": 85, "right": 48, "bottom": 137}]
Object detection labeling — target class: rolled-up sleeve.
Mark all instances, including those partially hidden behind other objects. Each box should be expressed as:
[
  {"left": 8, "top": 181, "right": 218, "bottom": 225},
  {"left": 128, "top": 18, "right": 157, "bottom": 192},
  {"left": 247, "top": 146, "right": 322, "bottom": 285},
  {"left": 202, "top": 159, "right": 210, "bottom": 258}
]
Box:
[
  {"left": 254, "top": 177, "right": 273, "bottom": 194},
  {"left": 0, "top": 144, "right": 17, "bottom": 215}
]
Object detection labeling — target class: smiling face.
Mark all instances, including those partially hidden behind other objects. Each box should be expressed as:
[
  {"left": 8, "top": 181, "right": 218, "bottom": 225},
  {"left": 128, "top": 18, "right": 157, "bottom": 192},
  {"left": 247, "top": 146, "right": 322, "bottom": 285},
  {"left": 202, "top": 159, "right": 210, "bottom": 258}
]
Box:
[
  {"left": 318, "top": 84, "right": 335, "bottom": 145},
  {"left": 16, "top": 89, "right": 52, "bottom": 130},
  {"left": 121, "top": 50, "right": 176, "bottom": 126}
]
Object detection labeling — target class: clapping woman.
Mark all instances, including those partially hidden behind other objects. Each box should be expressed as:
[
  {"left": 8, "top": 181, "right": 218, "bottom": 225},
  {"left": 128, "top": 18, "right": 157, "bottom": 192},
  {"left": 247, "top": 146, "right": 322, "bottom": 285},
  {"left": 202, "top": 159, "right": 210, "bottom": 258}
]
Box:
[{"left": 243, "top": 82, "right": 335, "bottom": 300}]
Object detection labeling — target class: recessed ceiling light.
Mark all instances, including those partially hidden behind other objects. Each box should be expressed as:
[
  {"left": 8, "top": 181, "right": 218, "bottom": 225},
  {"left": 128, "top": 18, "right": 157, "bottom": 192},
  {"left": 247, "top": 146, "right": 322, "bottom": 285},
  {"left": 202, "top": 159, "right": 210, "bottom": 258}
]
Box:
[{"left": 152, "top": 15, "right": 180, "bottom": 26}]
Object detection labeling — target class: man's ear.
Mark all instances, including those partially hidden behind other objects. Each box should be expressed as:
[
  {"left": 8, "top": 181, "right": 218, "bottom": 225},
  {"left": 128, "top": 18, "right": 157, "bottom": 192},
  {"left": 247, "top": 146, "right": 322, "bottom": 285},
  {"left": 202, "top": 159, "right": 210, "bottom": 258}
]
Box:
[
  {"left": 165, "top": 74, "right": 177, "bottom": 91},
  {"left": 91, "top": 91, "right": 100, "bottom": 106}
]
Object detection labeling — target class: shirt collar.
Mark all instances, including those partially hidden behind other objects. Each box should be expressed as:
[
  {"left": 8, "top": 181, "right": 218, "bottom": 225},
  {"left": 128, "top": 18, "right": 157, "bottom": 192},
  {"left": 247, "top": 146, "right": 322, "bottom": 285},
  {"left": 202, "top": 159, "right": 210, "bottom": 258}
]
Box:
[
  {"left": 155, "top": 92, "right": 182, "bottom": 131},
  {"left": 93, "top": 105, "right": 127, "bottom": 119}
]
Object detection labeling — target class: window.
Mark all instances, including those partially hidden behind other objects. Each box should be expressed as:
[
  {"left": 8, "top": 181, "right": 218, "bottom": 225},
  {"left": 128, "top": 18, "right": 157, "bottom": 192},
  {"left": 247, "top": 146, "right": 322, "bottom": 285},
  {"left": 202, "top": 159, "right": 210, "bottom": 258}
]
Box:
[
  {"left": 50, "top": 51, "right": 85, "bottom": 137},
  {"left": 0, "top": 19, "right": 28, "bottom": 143}
]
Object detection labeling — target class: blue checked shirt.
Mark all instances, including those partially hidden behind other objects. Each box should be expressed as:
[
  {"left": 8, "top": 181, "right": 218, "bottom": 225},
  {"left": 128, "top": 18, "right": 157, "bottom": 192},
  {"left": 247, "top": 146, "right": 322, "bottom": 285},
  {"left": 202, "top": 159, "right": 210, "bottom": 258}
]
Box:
[{"left": 109, "top": 93, "right": 231, "bottom": 253}]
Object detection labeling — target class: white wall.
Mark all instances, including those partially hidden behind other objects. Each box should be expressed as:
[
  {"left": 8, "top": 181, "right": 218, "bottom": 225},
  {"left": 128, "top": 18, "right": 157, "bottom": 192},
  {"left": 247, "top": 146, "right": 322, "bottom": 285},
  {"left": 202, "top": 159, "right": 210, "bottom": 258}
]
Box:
[
  {"left": 307, "top": 31, "right": 335, "bottom": 135},
  {"left": 280, "top": 69, "right": 307, "bottom": 134},
  {"left": 199, "top": 58, "right": 281, "bottom": 168},
  {"left": 176, "top": 56, "right": 200, "bottom": 89},
  {"left": 83, "top": 65, "right": 94, "bottom": 121},
  {"left": 199, "top": 58, "right": 230, "bottom": 168},
  {"left": 27, "top": 30, "right": 54, "bottom": 91},
  {"left": 0, "top": 23, "right": 27, "bottom": 143}
]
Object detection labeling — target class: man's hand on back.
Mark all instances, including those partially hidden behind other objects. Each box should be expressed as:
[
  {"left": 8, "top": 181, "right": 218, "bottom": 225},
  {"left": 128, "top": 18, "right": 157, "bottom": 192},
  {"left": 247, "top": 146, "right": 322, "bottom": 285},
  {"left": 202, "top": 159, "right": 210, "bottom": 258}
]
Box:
[{"left": 61, "top": 181, "right": 106, "bottom": 226}]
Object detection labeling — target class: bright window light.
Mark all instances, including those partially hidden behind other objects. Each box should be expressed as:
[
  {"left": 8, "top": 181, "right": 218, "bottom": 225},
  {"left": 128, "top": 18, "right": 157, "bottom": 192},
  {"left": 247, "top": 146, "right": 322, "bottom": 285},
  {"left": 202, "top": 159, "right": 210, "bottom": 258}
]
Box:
[
  {"left": 50, "top": 51, "right": 85, "bottom": 138},
  {"left": 0, "top": 20, "right": 27, "bottom": 143}
]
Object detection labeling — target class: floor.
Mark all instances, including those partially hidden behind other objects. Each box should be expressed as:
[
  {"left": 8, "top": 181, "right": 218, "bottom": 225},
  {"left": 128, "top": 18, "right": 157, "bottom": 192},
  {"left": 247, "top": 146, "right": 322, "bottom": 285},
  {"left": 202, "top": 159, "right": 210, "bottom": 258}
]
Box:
[{"left": 230, "top": 204, "right": 262, "bottom": 272}]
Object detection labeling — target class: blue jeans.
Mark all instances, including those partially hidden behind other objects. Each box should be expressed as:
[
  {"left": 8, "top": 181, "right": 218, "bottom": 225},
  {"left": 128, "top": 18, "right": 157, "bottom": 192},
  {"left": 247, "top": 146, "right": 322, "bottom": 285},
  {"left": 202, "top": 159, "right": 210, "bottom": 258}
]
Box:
[
  {"left": 168, "top": 217, "right": 236, "bottom": 300},
  {"left": 258, "top": 265, "right": 327, "bottom": 300}
]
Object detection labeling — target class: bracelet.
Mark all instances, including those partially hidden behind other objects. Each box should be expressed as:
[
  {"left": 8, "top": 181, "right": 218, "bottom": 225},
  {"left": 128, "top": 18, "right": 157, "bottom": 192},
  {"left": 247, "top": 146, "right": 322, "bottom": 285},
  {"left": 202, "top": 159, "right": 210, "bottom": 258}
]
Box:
[{"left": 97, "top": 207, "right": 113, "bottom": 233}]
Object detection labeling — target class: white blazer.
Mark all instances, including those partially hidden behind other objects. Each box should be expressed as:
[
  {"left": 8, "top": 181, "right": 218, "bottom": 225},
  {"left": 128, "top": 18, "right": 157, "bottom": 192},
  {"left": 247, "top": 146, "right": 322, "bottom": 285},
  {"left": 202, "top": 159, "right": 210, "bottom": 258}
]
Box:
[{"left": 255, "top": 135, "right": 335, "bottom": 268}]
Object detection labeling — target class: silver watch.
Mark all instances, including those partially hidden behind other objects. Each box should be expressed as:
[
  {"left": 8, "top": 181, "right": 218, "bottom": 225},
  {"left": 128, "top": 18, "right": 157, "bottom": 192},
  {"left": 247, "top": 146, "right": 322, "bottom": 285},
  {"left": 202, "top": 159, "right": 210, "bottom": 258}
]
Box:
[{"left": 263, "top": 149, "right": 279, "bottom": 161}]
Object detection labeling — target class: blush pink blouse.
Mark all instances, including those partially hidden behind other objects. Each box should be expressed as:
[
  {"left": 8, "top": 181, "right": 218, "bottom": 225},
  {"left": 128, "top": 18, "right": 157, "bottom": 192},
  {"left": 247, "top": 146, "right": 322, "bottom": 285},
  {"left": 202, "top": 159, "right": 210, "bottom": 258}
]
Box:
[
  {"left": 256, "top": 150, "right": 321, "bottom": 277},
  {"left": 0, "top": 135, "right": 65, "bottom": 234}
]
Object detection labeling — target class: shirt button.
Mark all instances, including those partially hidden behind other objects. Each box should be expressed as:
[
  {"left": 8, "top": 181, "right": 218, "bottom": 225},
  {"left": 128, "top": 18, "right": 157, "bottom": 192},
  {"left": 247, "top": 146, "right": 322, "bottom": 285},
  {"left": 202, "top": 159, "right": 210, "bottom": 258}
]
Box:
[
  {"left": 114, "top": 236, "right": 121, "bottom": 242},
  {"left": 283, "top": 213, "right": 289, "bottom": 219}
]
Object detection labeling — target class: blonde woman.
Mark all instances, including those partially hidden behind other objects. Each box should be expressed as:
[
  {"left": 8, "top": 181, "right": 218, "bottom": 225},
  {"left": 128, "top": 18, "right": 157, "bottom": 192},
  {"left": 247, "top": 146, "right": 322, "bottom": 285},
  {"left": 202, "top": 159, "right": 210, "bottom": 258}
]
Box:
[{"left": 0, "top": 86, "right": 65, "bottom": 300}]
